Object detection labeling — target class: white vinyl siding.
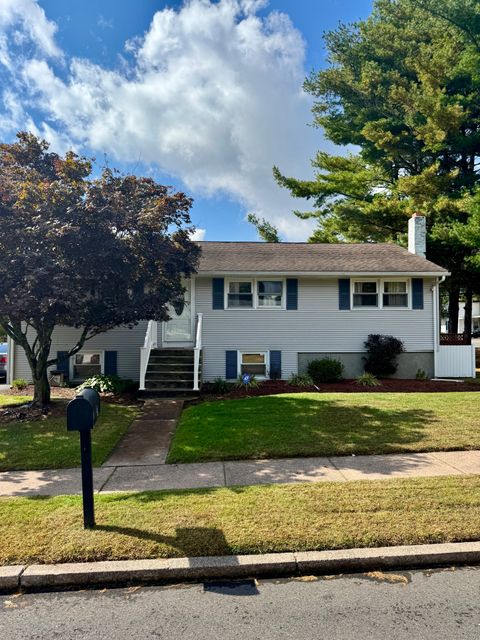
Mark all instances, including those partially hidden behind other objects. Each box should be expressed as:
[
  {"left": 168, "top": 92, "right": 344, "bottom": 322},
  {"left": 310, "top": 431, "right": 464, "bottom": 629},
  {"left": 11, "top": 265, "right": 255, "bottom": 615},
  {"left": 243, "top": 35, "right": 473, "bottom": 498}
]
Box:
[
  {"left": 12, "top": 322, "right": 148, "bottom": 382},
  {"left": 194, "top": 276, "right": 435, "bottom": 381}
]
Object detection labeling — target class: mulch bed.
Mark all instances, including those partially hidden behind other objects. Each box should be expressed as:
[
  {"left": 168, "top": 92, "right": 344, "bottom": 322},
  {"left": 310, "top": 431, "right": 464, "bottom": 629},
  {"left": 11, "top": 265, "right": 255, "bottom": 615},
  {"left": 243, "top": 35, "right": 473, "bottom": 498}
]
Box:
[
  {"left": 201, "top": 378, "right": 480, "bottom": 401},
  {"left": 1, "top": 386, "right": 141, "bottom": 424}
]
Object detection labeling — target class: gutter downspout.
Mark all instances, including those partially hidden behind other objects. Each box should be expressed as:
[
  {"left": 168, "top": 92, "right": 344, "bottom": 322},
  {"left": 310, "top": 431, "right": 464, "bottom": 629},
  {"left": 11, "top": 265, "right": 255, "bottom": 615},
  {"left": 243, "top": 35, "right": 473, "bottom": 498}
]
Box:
[
  {"left": 432, "top": 275, "right": 446, "bottom": 377},
  {"left": 6, "top": 335, "right": 14, "bottom": 385}
]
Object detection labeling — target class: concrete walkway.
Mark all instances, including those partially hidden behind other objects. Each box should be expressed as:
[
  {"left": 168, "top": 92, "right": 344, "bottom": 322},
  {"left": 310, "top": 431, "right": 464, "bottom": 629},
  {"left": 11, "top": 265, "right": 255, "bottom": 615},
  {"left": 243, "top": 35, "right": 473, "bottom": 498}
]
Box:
[
  {"left": 1, "top": 449, "right": 479, "bottom": 497},
  {"left": 104, "top": 399, "right": 183, "bottom": 466}
]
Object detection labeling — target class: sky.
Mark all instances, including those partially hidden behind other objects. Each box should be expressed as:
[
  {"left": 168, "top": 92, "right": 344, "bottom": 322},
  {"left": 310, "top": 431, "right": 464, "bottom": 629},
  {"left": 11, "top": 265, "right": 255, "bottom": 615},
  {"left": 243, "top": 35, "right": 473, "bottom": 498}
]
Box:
[{"left": 0, "top": 0, "right": 373, "bottom": 241}]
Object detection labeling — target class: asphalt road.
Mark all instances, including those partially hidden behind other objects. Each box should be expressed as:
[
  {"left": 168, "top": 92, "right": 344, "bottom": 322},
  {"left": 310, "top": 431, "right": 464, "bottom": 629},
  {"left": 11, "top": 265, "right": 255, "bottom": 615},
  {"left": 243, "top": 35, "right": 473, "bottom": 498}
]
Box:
[{"left": 1, "top": 566, "right": 479, "bottom": 639}]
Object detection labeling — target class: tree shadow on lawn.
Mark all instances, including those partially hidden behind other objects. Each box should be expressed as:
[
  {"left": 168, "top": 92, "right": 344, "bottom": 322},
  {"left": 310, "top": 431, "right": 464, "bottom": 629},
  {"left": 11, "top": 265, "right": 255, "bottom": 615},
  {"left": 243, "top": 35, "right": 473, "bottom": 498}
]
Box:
[{"left": 184, "top": 395, "right": 441, "bottom": 458}]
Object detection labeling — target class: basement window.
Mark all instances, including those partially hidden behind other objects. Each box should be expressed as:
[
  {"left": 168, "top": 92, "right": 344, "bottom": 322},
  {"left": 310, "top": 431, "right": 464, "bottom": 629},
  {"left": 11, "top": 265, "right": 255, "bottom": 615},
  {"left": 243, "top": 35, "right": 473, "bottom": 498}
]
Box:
[
  {"left": 239, "top": 352, "right": 268, "bottom": 378},
  {"left": 71, "top": 352, "right": 103, "bottom": 380}
]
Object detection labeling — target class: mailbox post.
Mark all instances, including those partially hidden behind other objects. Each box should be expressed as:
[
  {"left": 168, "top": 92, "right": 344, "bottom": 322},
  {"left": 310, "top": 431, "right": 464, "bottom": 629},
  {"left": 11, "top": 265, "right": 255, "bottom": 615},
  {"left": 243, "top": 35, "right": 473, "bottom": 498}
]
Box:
[{"left": 67, "top": 388, "right": 100, "bottom": 529}]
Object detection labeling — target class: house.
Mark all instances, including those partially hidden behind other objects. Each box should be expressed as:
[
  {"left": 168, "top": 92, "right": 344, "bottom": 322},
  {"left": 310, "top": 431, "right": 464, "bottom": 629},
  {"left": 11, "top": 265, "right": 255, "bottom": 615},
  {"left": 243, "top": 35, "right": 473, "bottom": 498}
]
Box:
[
  {"left": 7, "top": 215, "right": 477, "bottom": 389},
  {"left": 441, "top": 299, "right": 480, "bottom": 336}
]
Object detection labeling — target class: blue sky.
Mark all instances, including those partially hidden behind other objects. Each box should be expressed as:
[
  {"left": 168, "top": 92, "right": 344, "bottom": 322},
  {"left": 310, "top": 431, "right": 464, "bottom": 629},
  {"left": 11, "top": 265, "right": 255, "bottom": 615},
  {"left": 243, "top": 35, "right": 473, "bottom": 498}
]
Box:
[{"left": 0, "top": 0, "right": 373, "bottom": 240}]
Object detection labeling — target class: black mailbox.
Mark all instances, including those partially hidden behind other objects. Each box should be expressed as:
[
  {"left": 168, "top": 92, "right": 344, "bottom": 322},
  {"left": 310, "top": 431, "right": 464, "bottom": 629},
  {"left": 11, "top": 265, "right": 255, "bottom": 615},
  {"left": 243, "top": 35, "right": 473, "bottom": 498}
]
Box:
[
  {"left": 66, "top": 387, "right": 100, "bottom": 528},
  {"left": 67, "top": 388, "right": 100, "bottom": 431}
]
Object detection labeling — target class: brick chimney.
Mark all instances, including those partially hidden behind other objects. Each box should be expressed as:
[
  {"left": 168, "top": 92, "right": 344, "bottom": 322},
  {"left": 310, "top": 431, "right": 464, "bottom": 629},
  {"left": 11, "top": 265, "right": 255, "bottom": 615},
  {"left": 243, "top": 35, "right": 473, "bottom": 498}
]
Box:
[{"left": 408, "top": 213, "right": 426, "bottom": 258}]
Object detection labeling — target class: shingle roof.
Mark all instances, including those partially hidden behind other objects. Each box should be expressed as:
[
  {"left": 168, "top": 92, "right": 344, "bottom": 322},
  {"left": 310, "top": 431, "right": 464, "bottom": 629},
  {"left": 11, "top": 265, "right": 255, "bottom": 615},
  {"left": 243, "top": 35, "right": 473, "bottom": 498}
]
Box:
[{"left": 196, "top": 242, "right": 447, "bottom": 274}]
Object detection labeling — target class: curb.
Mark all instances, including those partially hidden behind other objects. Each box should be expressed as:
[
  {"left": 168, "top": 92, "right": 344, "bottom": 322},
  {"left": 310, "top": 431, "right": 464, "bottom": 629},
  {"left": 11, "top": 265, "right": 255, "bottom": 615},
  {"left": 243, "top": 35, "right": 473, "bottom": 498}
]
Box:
[{"left": 2, "top": 541, "right": 480, "bottom": 593}]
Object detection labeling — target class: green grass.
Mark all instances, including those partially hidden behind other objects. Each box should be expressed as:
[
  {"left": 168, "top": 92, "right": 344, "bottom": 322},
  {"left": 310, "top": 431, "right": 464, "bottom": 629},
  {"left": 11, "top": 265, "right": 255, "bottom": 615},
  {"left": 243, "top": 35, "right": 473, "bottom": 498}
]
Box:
[
  {"left": 0, "top": 398, "right": 139, "bottom": 470},
  {"left": 1, "top": 475, "right": 480, "bottom": 564},
  {"left": 0, "top": 395, "right": 31, "bottom": 408},
  {"left": 168, "top": 392, "right": 480, "bottom": 463}
]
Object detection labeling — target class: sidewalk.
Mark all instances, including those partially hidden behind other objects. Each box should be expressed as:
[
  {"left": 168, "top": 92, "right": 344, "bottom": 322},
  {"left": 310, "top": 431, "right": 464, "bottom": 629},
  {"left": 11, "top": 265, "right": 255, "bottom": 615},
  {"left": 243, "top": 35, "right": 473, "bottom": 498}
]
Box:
[{"left": 1, "top": 449, "right": 479, "bottom": 497}]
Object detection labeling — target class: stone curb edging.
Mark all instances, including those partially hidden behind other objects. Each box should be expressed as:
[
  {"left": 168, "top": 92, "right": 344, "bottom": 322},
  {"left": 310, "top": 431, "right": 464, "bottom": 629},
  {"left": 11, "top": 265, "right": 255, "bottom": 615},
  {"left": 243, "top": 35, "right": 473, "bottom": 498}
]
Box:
[{"left": 2, "top": 541, "right": 480, "bottom": 593}]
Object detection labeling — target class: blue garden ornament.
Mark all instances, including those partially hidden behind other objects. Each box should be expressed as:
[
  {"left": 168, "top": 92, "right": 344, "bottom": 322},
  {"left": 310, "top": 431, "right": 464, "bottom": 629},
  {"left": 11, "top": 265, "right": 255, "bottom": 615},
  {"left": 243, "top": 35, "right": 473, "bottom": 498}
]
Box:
[{"left": 242, "top": 373, "right": 252, "bottom": 386}]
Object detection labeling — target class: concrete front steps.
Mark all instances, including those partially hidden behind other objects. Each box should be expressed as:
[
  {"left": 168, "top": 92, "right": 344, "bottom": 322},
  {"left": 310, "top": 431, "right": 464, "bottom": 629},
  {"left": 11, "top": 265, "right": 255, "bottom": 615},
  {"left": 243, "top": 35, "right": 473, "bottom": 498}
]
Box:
[{"left": 143, "top": 348, "right": 201, "bottom": 397}]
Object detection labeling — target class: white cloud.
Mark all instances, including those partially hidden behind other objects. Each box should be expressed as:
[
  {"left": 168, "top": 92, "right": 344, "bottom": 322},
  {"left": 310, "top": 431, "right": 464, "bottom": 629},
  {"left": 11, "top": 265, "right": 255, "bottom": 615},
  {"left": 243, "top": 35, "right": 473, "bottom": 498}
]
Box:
[
  {"left": 190, "top": 228, "right": 207, "bottom": 241},
  {"left": 0, "top": 0, "right": 61, "bottom": 68},
  {"left": 2, "top": 0, "right": 323, "bottom": 240}
]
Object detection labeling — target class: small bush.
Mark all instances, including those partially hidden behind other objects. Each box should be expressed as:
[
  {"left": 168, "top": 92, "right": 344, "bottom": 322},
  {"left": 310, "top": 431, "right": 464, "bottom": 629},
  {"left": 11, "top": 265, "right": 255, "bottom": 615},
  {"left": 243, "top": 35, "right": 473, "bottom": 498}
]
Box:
[
  {"left": 11, "top": 378, "right": 28, "bottom": 391},
  {"left": 287, "top": 373, "right": 314, "bottom": 387},
  {"left": 235, "top": 374, "right": 261, "bottom": 390},
  {"left": 415, "top": 369, "right": 428, "bottom": 380},
  {"left": 307, "top": 358, "right": 344, "bottom": 383},
  {"left": 211, "top": 377, "right": 232, "bottom": 394},
  {"left": 363, "top": 334, "right": 405, "bottom": 377},
  {"left": 356, "top": 372, "right": 381, "bottom": 387},
  {"left": 76, "top": 374, "right": 133, "bottom": 395}
]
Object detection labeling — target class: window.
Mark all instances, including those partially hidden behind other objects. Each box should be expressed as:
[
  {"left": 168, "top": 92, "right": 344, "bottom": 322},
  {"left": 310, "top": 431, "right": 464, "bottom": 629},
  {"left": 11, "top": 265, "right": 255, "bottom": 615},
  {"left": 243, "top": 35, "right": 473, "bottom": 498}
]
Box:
[
  {"left": 240, "top": 352, "right": 267, "bottom": 377},
  {"left": 353, "top": 281, "right": 378, "bottom": 308},
  {"left": 72, "top": 352, "right": 103, "bottom": 380},
  {"left": 383, "top": 281, "right": 408, "bottom": 307},
  {"left": 257, "top": 280, "right": 283, "bottom": 307},
  {"left": 227, "top": 281, "right": 253, "bottom": 308}
]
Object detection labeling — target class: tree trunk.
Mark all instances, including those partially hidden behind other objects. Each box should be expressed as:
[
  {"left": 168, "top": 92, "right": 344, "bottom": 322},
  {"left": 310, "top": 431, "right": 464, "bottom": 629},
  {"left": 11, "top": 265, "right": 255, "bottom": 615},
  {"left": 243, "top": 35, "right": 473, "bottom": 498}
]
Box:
[
  {"left": 32, "top": 369, "right": 51, "bottom": 407},
  {"left": 448, "top": 286, "right": 460, "bottom": 333},
  {"left": 464, "top": 285, "right": 473, "bottom": 342}
]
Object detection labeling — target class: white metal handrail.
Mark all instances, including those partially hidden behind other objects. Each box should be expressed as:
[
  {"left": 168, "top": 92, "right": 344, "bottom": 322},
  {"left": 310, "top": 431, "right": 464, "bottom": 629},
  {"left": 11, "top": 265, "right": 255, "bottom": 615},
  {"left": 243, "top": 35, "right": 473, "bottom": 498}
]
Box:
[
  {"left": 139, "top": 320, "right": 158, "bottom": 391},
  {"left": 193, "top": 313, "right": 203, "bottom": 391}
]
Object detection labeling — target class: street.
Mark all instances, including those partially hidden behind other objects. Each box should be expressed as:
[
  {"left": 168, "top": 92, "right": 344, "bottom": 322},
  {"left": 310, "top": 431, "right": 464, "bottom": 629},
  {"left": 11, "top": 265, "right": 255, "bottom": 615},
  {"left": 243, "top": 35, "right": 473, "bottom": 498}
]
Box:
[{"left": 1, "top": 566, "right": 479, "bottom": 639}]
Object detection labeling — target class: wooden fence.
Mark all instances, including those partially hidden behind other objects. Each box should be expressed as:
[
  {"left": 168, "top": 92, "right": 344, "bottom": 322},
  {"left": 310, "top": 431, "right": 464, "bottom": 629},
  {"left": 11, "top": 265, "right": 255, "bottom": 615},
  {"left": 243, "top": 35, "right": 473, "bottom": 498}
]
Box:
[{"left": 439, "top": 333, "right": 471, "bottom": 346}]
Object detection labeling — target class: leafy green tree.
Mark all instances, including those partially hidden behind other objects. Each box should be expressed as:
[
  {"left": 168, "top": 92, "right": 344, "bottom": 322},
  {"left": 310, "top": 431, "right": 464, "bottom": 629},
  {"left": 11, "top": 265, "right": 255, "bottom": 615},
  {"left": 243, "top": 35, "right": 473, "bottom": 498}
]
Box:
[
  {"left": 0, "top": 133, "right": 199, "bottom": 406},
  {"left": 247, "top": 213, "right": 280, "bottom": 242},
  {"left": 275, "top": 0, "right": 480, "bottom": 334}
]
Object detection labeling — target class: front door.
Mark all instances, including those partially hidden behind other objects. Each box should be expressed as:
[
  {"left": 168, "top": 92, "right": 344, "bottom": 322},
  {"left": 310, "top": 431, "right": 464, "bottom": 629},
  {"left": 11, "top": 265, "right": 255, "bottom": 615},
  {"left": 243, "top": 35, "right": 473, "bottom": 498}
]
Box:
[{"left": 163, "top": 280, "right": 193, "bottom": 344}]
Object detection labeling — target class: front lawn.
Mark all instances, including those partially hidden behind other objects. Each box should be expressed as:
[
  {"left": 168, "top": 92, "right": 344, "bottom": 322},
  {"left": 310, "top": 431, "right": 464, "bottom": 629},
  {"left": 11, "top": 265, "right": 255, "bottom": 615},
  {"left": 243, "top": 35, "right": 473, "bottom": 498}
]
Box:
[
  {"left": 0, "top": 397, "right": 139, "bottom": 470},
  {"left": 0, "top": 475, "right": 479, "bottom": 564},
  {"left": 168, "top": 392, "right": 480, "bottom": 463}
]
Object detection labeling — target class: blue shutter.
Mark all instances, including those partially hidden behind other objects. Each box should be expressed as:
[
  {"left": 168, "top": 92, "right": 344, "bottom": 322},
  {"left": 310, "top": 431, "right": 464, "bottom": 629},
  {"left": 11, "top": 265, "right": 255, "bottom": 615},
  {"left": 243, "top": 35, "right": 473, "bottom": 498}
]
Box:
[
  {"left": 286, "top": 278, "right": 298, "bottom": 310},
  {"left": 339, "top": 279, "right": 351, "bottom": 310},
  {"left": 56, "top": 351, "right": 69, "bottom": 380},
  {"left": 212, "top": 278, "right": 224, "bottom": 309},
  {"left": 269, "top": 350, "right": 281, "bottom": 380},
  {"left": 225, "top": 350, "right": 238, "bottom": 379},
  {"left": 412, "top": 278, "right": 424, "bottom": 310},
  {"left": 104, "top": 351, "right": 117, "bottom": 375}
]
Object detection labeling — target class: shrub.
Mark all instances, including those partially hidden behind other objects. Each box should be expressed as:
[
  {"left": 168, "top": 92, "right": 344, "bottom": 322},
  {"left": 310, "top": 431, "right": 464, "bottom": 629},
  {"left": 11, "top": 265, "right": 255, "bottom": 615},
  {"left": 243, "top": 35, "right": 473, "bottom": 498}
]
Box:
[
  {"left": 235, "top": 374, "right": 261, "bottom": 390},
  {"left": 287, "top": 373, "right": 314, "bottom": 387},
  {"left": 415, "top": 369, "right": 428, "bottom": 380},
  {"left": 356, "top": 372, "right": 381, "bottom": 387},
  {"left": 210, "top": 377, "right": 232, "bottom": 394},
  {"left": 363, "top": 334, "right": 405, "bottom": 377},
  {"left": 11, "top": 378, "right": 28, "bottom": 391},
  {"left": 76, "top": 374, "right": 133, "bottom": 395},
  {"left": 307, "top": 358, "right": 344, "bottom": 383}
]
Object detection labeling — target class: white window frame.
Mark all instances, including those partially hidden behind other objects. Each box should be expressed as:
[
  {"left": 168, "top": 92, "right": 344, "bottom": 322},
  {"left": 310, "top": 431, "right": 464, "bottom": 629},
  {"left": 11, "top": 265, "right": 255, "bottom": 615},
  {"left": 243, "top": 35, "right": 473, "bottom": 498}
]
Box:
[
  {"left": 351, "top": 278, "right": 411, "bottom": 310},
  {"left": 225, "top": 279, "right": 254, "bottom": 309},
  {"left": 381, "top": 278, "right": 411, "bottom": 310},
  {"left": 238, "top": 351, "right": 270, "bottom": 379},
  {"left": 70, "top": 350, "right": 105, "bottom": 381},
  {"left": 225, "top": 278, "right": 286, "bottom": 310},
  {"left": 351, "top": 278, "right": 380, "bottom": 310}
]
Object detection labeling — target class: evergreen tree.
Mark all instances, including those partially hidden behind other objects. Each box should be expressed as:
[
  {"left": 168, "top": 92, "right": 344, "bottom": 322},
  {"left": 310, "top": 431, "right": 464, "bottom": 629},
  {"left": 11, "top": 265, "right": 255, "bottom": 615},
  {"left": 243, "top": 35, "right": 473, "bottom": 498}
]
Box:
[{"left": 275, "top": 0, "right": 480, "bottom": 333}]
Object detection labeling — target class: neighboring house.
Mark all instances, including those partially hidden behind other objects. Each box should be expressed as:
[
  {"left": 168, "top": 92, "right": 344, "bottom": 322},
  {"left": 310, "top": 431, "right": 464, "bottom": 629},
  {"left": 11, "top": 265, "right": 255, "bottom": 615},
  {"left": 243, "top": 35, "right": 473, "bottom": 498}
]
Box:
[
  {"left": 441, "top": 300, "right": 480, "bottom": 335},
  {"left": 7, "top": 215, "right": 477, "bottom": 389}
]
